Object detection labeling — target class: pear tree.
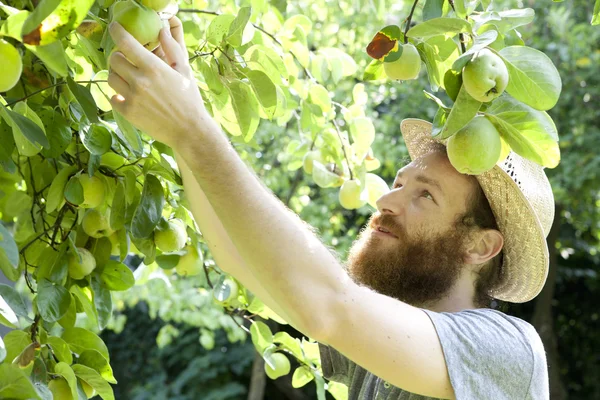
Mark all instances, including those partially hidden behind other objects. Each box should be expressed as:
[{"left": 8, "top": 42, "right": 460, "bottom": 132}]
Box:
[{"left": 0, "top": 0, "right": 574, "bottom": 398}]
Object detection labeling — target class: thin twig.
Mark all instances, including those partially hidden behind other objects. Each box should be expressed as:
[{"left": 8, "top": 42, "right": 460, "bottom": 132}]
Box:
[{"left": 404, "top": 0, "right": 420, "bottom": 44}]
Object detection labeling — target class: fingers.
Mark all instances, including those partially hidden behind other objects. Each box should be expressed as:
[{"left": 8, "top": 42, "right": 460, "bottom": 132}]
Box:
[
  {"left": 109, "top": 22, "right": 161, "bottom": 71},
  {"left": 108, "top": 51, "right": 139, "bottom": 84},
  {"left": 167, "top": 16, "right": 187, "bottom": 53},
  {"left": 107, "top": 70, "right": 130, "bottom": 97},
  {"left": 158, "top": 27, "right": 189, "bottom": 75}
]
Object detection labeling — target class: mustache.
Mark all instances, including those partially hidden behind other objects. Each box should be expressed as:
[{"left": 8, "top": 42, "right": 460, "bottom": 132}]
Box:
[{"left": 369, "top": 214, "right": 406, "bottom": 238}]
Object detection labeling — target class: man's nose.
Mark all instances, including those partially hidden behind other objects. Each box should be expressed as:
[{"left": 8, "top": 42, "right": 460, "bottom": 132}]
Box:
[{"left": 375, "top": 187, "right": 407, "bottom": 216}]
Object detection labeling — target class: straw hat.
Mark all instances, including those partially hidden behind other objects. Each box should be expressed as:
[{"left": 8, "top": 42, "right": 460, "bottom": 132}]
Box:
[{"left": 400, "top": 118, "right": 555, "bottom": 303}]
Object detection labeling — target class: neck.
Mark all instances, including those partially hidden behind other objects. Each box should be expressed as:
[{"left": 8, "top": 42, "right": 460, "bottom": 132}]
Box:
[{"left": 422, "top": 270, "right": 478, "bottom": 313}]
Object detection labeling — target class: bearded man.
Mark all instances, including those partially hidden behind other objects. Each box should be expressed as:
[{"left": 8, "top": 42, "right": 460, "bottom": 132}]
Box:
[{"left": 107, "top": 17, "right": 551, "bottom": 399}]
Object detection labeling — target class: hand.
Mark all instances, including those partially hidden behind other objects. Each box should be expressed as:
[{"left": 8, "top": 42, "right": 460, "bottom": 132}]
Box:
[{"left": 107, "top": 17, "right": 208, "bottom": 150}]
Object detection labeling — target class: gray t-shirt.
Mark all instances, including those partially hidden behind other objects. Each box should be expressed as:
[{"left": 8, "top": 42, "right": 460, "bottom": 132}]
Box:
[{"left": 318, "top": 308, "right": 550, "bottom": 399}]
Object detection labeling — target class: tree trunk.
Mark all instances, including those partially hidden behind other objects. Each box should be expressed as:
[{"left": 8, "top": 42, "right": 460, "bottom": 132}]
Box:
[
  {"left": 531, "top": 204, "right": 567, "bottom": 400},
  {"left": 247, "top": 353, "right": 267, "bottom": 400},
  {"left": 246, "top": 318, "right": 281, "bottom": 400}
]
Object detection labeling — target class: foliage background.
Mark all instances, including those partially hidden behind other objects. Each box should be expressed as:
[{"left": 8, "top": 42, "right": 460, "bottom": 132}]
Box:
[{"left": 1, "top": 0, "right": 599, "bottom": 399}]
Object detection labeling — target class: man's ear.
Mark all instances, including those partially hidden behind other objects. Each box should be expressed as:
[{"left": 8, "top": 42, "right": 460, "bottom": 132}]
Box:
[{"left": 463, "top": 228, "right": 503, "bottom": 266}]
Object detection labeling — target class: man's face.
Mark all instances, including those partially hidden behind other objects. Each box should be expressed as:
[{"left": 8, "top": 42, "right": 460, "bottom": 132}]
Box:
[{"left": 343, "top": 150, "right": 480, "bottom": 308}]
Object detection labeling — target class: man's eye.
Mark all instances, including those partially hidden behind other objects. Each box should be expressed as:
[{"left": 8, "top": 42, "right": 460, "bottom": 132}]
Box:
[{"left": 422, "top": 191, "right": 434, "bottom": 200}]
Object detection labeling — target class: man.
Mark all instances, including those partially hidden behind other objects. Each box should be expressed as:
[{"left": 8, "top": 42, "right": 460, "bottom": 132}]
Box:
[{"left": 107, "top": 16, "right": 551, "bottom": 399}]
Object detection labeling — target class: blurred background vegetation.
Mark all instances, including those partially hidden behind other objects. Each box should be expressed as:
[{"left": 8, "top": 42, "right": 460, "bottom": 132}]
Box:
[
  {"left": 4, "top": 0, "right": 598, "bottom": 398},
  {"left": 105, "top": 0, "right": 600, "bottom": 398}
]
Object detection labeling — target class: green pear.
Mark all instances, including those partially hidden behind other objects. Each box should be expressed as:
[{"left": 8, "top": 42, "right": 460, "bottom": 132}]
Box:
[
  {"left": 78, "top": 174, "right": 106, "bottom": 209},
  {"left": 68, "top": 247, "right": 97, "bottom": 280},
  {"left": 264, "top": 352, "right": 291, "bottom": 380},
  {"left": 447, "top": 116, "right": 502, "bottom": 175},
  {"left": 462, "top": 48, "right": 509, "bottom": 102},
  {"left": 82, "top": 209, "right": 113, "bottom": 238},
  {"left": 383, "top": 43, "right": 421, "bottom": 81},
  {"left": 175, "top": 245, "right": 203, "bottom": 277},
  {"left": 0, "top": 39, "right": 23, "bottom": 92},
  {"left": 154, "top": 218, "right": 188, "bottom": 252},
  {"left": 112, "top": 0, "right": 163, "bottom": 51}
]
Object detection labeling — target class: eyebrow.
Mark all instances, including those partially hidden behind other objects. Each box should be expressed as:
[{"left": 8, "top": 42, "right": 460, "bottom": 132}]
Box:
[{"left": 395, "top": 170, "right": 444, "bottom": 197}]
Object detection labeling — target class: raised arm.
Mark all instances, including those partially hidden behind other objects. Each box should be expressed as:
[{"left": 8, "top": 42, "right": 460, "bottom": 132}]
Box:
[{"left": 175, "top": 152, "right": 295, "bottom": 327}]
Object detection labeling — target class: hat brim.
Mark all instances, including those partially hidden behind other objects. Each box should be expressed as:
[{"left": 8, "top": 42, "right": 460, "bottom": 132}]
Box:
[{"left": 400, "top": 118, "right": 550, "bottom": 303}]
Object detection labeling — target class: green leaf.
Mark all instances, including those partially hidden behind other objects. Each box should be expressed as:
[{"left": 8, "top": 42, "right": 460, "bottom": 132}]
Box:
[
  {"left": 112, "top": 112, "right": 142, "bottom": 156},
  {"left": 498, "top": 46, "right": 562, "bottom": 111},
  {"left": 130, "top": 174, "right": 165, "bottom": 239},
  {"left": 3, "top": 330, "right": 30, "bottom": 367},
  {"left": 438, "top": 85, "right": 481, "bottom": 139},
  {"left": 37, "top": 279, "right": 71, "bottom": 323},
  {"left": 98, "top": 260, "right": 134, "bottom": 291},
  {"left": 21, "top": 0, "right": 95, "bottom": 46},
  {"left": 225, "top": 80, "right": 261, "bottom": 141},
  {"left": 471, "top": 9, "right": 534, "bottom": 33},
  {"left": 273, "top": 331, "right": 303, "bottom": 360},
  {"left": 46, "top": 336, "right": 73, "bottom": 365},
  {"left": 72, "top": 364, "right": 115, "bottom": 400},
  {"left": 423, "top": 0, "right": 444, "bottom": 21},
  {"left": 244, "top": 45, "right": 288, "bottom": 82},
  {"left": 109, "top": 180, "right": 126, "bottom": 231},
  {"left": 0, "top": 363, "right": 40, "bottom": 400},
  {"left": 0, "top": 120, "right": 15, "bottom": 173},
  {"left": 64, "top": 175, "right": 84, "bottom": 206},
  {"left": 452, "top": 30, "right": 499, "bottom": 71},
  {"left": 39, "top": 109, "right": 71, "bottom": 158},
  {"left": 155, "top": 253, "right": 181, "bottom": 269},
  {"left": 58, "top": 293, "right": 77, "bottom": 329},
  {"left": 349, "top": 117, "right": 375, "bottom": 157},
  {"left": 207, "top": 14, "right": 236, "bottom": 45},
  {"left": 46, "top": 165, "right": 77, "bottom": 213},
  {"left": 80, "top": 124, "right": 112, "bottom": 155},
  {"left": 292, "top": 366, "right": 314, "bottom": 388},
  {"left": 70, "top": 285, "right": 99, "bottom": 329},
  {"left": 36, "top": 243, "right": 68, "bottom": 285},
  {"left": 61, "top": 327, "right": 109, "bottom": 361},
  {"left": 77, "top": 349, "right": 117, "bottom": 384},
  {"left": 593, "top": 0, "right": 600, "bottom": 25},
  {"left": 245, "top": 70, "right": 278, "bottom": 118},
  {"left": 484, "top": 96, "right": 560, "bottom": 168},
  {"left": 67, "top": 77, "right": 99, "bottom": 124},
  {"left": 226, "top": 6, "right": 252, "bottom": 47},
  {"left": 0, "top": 103, "right": 49, "bottom": 150},
  {"left": 250, "top": 321, "right": 274, "bottom": 353},
  {"left": 91, "top": 276, "right": 112, "bottom": 330},
  {"left": 0, "top": 283, "right": 31, "bottom": 322},
  {"left": 20, "top": 0, "right": 63, "bottom": 40},
  {"left": 0, "top": 223, "right": 19, "bottom": 270},
  {"left": 308, "top": 84, "right": 332, "bottom": 115},
  {"left": 312, "top": 161, "right": 343, "bottom": 188},
  {"left": 54, "top": 362, "right": 78, "bottom": 399},
  {"left": 406, "top": 17, "right": 472, "bottom": 40},
  {"left": 363, "top": 59, "right": 386, "bottom": 81}
]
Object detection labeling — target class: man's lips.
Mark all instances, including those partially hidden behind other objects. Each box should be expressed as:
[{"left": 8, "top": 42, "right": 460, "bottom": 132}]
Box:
[{"left": 373, "top": 226, "right": 398, "bottom": 238}]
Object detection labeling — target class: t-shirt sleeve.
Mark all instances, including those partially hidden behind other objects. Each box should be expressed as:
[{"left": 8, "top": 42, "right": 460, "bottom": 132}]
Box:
[
  {"left": 421, "top": 308, "right": 550, "bottom": 400},
  {"left": 318, "top": 341, "right": 357, "bottom": 386}
]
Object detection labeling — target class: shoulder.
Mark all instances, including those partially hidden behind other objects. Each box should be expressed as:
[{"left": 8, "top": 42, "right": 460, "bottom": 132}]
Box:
[{"left": 422, "top": 307, "right": 545, "bottom": 367}]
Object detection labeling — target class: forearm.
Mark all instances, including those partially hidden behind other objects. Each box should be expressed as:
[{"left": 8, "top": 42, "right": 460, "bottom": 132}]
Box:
[
  {"left": 175, "top": 152, "right": 295, "bottom": 326},
  {"left": 176, "top": 119, "right": 349, "bottom": 339}
]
